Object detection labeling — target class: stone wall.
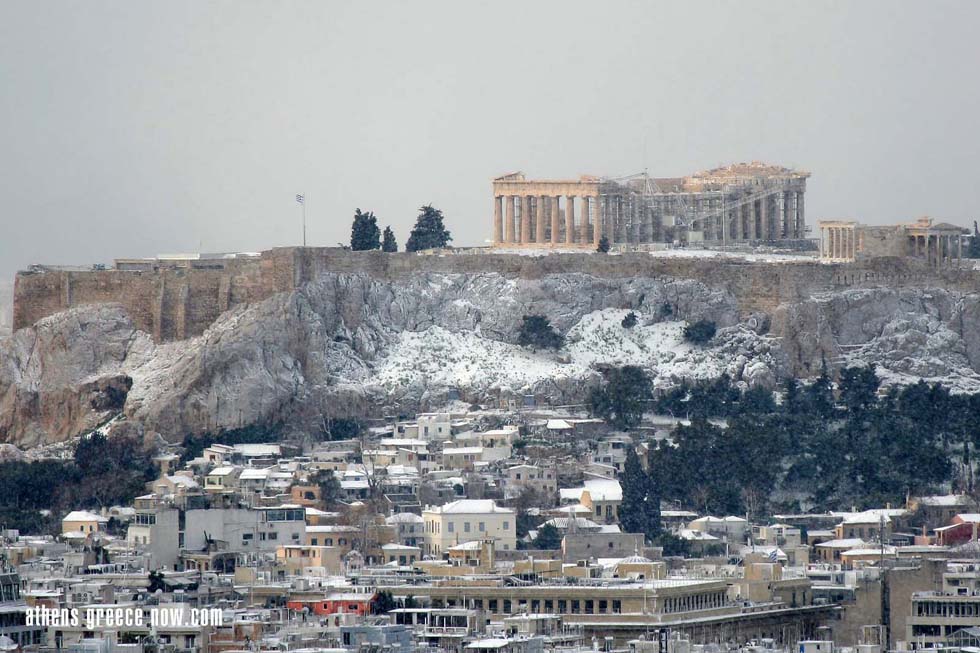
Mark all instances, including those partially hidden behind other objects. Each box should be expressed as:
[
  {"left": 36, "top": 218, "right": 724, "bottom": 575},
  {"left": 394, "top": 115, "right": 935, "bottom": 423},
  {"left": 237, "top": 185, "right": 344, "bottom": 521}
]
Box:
[{"left": 13, "top": 247, "right": 980, "bottom": 341}]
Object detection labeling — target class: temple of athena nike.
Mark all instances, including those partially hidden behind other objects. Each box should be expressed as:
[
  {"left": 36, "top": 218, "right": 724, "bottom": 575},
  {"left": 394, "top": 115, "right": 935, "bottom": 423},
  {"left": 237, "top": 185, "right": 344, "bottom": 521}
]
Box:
[{"left": 491, "top": 161, "right": 810, "bottom": 247}]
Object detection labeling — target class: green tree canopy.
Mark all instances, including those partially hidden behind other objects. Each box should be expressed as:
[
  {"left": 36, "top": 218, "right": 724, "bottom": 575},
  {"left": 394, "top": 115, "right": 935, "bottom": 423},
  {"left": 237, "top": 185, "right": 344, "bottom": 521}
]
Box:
[
  {"left": 683, "top": 319, "right": 716, "bottom": 344},
  {"left": 619, "top": 448, "right": 662, "bottom": 541},
  {"left": 518, "top": 315, "right": 564, "bottom": 350},
  {"left": 405, "top": 205, "right": 452, "bottom": 252},
  {"left": 596, "top": 236, "right": 610, "bottom": 253},
  {"left": 350, "top": 209, "right": 381, "bottom": 251},
  {"left": 381, "top": 226, "right": 398, "bottom": 252},
  {"left": 588, "top": 365, "right": 652, "bottom": 429},
  {"left": 532, "top": 523, "right": 562, "bottom": 549}
]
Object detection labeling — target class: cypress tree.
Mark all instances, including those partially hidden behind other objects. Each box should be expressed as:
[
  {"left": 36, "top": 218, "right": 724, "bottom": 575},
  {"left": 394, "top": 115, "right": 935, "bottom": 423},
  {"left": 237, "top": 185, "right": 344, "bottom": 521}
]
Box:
[
  {"left": 405, "top": 205, "right": 452, "bottom": 252},
  {"left": 381, "top": 226, "right": 398, "bottom": 252},
  {"left": 619, "top": 448, "right": 661, "bottom": 542},
  {"left": 350, "top": 209, "right": 381, "bottom": 250}
]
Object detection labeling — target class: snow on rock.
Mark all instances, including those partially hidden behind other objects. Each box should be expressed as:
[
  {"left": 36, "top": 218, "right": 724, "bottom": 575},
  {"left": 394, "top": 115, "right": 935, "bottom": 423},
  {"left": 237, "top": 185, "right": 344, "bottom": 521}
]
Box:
[
  {"left": 4, "top": 271, "right": 980, "bottom": 446},
  {"left": 370, "top": 308, "right": 782, "bottom": 404}
]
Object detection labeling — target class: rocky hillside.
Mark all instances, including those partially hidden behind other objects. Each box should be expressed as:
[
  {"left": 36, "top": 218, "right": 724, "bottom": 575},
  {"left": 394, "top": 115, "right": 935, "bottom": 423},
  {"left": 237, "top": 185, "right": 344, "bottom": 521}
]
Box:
[
  {"left": 0, "top": 281, "right": 12, "bottom": 337},
  {"left": 2, "top": 271, "right": 980, "bottom": 447}
]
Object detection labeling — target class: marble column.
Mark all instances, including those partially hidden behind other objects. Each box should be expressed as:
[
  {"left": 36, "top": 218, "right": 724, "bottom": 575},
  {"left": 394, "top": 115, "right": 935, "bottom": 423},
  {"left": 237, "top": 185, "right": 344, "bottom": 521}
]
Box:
[
  {"left": 580, "top": 196, "right": 591, "bottom": 243},
  {"left": 521, "top": 196, "right": 532, "bottom": 244},
  {"left": 535, "top": 195, "right": 546, "bottom": 243},
  {"left": 796, "top": 192, "right": 805, "bottom": 238},
  {"left": 551, "top": 196, "right": 561, "bottom": 245},
  {"left": 593, "top": 195, "right": 603, "bottom": 244},
  {"left": 504, "top": 196, "right": 515, "bottom": 243},
  {"left": 493, "top": 196, "right": 503, "bottom": 244},
  {"left": 565, "top": 196, "right": 576, "bottom": 245},
  {"left": 760, "top": 195, "right": 769, "bottom": 242}
]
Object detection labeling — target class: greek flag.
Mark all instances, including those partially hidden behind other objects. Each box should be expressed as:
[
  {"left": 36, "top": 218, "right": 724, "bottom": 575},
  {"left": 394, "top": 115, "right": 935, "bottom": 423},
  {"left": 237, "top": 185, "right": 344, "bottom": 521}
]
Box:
[
  {"left": 768, "top": 548, "right": 780, "bottom": 562},
  {"left": 295, "top": 194, "right": 305, "bottom": 204}
]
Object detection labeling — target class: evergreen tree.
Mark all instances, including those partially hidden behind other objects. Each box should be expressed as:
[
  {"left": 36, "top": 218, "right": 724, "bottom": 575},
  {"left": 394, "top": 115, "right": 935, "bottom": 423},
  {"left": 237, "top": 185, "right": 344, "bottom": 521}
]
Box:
[
  {"left": 371, "top": 590, "right": 397, "bottom": 614},
  {"left": 587, "top": 365, "right": 651, "bottom": 429},
  {"left": 405, "top": 205, "right": 452, "bottom": 252},
  {"left": 782, "top": 377, "right": 802, "bottom": 414},
  {"left": 738, "top": 386, "right": 777, "bottom": 415},
  {"left": 805, "top": 367, "right": 835, "bottom": 417},
  {"left": 621, "top": 311, "right": 638, "bottom": 329},
  {"left": 683, "top": 319, "right": 716, "bottom": 344},
  {"left": 532, "top": 523, "right": 562, "bottom": 549},
  {"left": 969, "top": 221, "right": 980, "bottom": 259},
  {"left": 596, "top": 236, "right": 610, "bottom": 253},
  {"left": 518, "top": 315, "right": 564, "bottom": 350},
  {"left": 350, "top": 209, "right": 381, "bottom": 250},
  {"left": 619, "top": 448, "right": 662, "bottom": 541},
  {"left": 313, "top": 470, "right": 342, "bottom": 509},
  {"left": 839, "top": 365, "right": 879, "bottom": 413},
  {"left": 381, "top": 226, "right": 398, "bottom": 252}
]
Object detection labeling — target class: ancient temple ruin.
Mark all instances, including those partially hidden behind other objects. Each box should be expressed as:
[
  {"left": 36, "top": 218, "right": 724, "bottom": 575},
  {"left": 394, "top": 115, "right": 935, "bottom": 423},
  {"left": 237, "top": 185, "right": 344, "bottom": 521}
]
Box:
[
  {"left": 491, "top": 162, "right": 810, "bottom": 247},
  {"left": 818, "top": 216, "right": 968, "bottom": 266}
]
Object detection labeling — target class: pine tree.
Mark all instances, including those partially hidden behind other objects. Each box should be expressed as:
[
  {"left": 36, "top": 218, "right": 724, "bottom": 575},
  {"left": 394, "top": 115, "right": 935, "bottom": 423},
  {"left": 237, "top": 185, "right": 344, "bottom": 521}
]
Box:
[
  {"left": 405, "top": 205, "right": 452, "bottom": 252},
  {"left": 588, "top": 365, "right": 651, "bottom": 429},
  {"left": 381, "top": 226, "right": 398, "bottom": 252},
  {"left": 596, "top": 236, "right": 610, "bottom": 253},
  {"left": 350, "top": 209, "right": 381, "bottom": 251},
  {"left": 619, "top": 448, "right": 661, "bottom": 541}
]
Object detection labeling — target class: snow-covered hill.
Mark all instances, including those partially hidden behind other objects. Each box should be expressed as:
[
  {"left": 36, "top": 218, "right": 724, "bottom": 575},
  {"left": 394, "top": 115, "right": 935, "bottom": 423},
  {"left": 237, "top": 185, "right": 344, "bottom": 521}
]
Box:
[{"left": 3, "top": 271, "right": 980, "bottom": 446}]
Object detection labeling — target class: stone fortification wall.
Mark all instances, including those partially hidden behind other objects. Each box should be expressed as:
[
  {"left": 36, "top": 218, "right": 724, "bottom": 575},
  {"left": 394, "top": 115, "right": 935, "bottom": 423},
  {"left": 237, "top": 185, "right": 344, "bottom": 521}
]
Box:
[{"left": 13, "top": 247, "right": 978, "bottom": 341}]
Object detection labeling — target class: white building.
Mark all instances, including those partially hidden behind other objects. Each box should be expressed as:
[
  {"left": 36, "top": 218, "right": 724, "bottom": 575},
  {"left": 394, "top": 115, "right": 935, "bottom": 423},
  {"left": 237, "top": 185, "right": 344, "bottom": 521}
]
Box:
[{"left": 422, "top": 499, "right": 515, "bottom": 556}]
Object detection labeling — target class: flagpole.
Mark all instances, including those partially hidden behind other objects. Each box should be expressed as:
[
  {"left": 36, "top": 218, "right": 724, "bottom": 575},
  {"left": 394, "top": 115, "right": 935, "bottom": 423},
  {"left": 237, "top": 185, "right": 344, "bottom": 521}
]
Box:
[{"left": 303, "top": 194, "right": 307, "bottom": 247}]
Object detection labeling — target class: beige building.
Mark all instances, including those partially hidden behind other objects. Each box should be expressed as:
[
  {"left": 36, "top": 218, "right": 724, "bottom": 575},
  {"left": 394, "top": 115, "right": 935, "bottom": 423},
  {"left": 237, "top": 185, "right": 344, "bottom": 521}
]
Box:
[
  {"left": 422, "top": 499, "right": 516, "bottom": 556},
  {"left": 276, "top": 544, "right": 343, "bottom": 575},
  {"left": 492, "top": 162, "right": 809, "bottom": 248},
  {"left": 61, "top": 510, "right": 107, "bottom": 536},
  {"left": 818, "top": 216, "right": 967, "bottom": 265}
]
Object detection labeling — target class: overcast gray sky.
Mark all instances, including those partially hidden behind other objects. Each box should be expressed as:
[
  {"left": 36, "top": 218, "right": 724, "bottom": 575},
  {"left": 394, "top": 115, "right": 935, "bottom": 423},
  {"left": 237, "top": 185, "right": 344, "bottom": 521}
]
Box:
[{"left": 1, "top": 0, "right": 978, "bottom": 281}]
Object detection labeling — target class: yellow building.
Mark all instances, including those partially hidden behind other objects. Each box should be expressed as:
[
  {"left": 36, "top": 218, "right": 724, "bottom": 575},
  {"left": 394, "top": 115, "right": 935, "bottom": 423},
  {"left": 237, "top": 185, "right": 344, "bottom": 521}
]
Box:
[
  {"left": 61, "top": 510, "right": 107, "bottom": 536},
  {"left": 276, "top": 544, "right": 343, "bottom": 575}
]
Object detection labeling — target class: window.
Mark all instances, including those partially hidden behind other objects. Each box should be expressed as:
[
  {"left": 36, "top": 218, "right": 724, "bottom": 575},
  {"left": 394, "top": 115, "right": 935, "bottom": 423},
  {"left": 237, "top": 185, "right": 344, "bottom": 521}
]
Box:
[
  {"left": 613, "top": 600, "right": 622, "bottom": 613},
  {"left": 270, "top": 532, "right": 278, "bottom": 540},
  {"left": 464, "top": 522, "right": 471, "bottom": 533},
  {"left": 558, "top": 599, "right": 567, "bottom": 613},
  {"left": 448, "top": 522, "right": 454, "bottom": 533},
  {"left": 479, "top": 522, "right": 485, "bottom": 532},
  {"left": 503, "top": 521, "right": 509, "bottom": 530}
]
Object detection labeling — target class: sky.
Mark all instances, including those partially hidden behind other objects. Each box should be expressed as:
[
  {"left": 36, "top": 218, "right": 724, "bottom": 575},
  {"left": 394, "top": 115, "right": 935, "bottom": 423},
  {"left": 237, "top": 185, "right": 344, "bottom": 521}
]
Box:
[{"left": 1, "top": 0, "right": 979, "bottom": 281}]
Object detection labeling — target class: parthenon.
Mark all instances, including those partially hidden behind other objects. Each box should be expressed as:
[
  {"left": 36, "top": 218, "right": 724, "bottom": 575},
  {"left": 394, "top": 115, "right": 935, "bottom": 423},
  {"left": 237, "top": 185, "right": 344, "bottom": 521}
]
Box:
[{"left": 491, "top": 162, "right": 810, "bottom": 248}]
